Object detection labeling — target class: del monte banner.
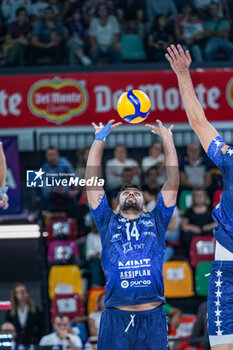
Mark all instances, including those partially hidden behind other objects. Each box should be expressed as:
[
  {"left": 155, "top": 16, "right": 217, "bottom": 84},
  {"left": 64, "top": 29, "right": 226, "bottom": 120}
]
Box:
[{"left": 0, "top": 68, "right": 233, "bottom": 128}]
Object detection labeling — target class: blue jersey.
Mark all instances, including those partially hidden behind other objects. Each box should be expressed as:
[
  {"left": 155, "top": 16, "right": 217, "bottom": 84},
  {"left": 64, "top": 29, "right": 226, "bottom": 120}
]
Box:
[
  {"left": 90, "top": 191, "right": 175, "bottom": 308},
  {"left": 207, "top": 136, "right": 233, "bottom": 253}
]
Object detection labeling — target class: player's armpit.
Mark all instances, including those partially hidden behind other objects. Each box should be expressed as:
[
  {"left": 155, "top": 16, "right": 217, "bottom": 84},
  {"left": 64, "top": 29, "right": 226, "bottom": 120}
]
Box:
[
  {"left": 86, "top": 187, "right": 105, "bottom": 210},
  {"left": 191, "top": 118, "right": 219, "bottom": 153}
]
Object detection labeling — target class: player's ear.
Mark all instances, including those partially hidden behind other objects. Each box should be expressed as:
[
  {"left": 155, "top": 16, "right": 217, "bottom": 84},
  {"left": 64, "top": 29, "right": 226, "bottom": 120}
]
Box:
[
  {"left": 115, "top": 204, "right": 120, "bottom": 213},
  {"left": 143, "top": 205, "right": 147, "bottom": 212}
]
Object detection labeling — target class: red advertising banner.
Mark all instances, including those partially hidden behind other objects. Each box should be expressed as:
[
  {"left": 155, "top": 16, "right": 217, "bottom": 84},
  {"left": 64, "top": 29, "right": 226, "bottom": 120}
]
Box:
[{"left": 0, "top": 68, "right": 233, "bottom": 128}]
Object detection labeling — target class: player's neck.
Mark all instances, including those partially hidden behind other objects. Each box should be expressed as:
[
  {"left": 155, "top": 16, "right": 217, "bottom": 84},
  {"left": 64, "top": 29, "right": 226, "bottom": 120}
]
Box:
[{"left": 120, "top": 210, "right": 142, "bottom": 220}]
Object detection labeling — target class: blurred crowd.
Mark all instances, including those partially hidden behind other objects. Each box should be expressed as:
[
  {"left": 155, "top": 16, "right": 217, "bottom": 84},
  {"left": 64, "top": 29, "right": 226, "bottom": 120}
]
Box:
[{"left": 0, "top": 0, "right": 233, "bottom": 66}]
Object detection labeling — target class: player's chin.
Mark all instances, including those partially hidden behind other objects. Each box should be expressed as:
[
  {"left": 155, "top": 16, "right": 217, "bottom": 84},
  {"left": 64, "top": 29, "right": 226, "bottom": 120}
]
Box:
[{"left": 121, "top": 202, "right": 142, "bottom": 212}]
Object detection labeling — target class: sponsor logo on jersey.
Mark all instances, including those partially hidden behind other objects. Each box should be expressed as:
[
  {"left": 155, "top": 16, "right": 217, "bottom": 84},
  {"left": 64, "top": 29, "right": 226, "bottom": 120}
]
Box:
[
  {"left": 111, "top": 233, "right": 121, "bottom": 242},
  {"left": 123, "top": 242, "right": 133, "bottom": 254},
  {"left": 133, "top": 243, "right": 145, "bottom": 250},
  {"left": 118, "top": 218, "right": 128, "bottom": 222},
  {"left": 143, "top": 231, "right": 156, "bottom": 238},
  {"left": 142, "top": 220, "right": 154, "bottom": 227},
  {"left": 130, "top": 280, "right": 151, "bottom": 287},
  {"left": 118, "top": 259, "right": 151, "bottom": 269},
  {"left": 120, "top": 269, "right": 151, "bottom": 279},
  {"left": 121, "top": 280, "right": 129, "bottom": 288},
  {"left": 120, "top": 279, "right": 151, "bottom": 288}
]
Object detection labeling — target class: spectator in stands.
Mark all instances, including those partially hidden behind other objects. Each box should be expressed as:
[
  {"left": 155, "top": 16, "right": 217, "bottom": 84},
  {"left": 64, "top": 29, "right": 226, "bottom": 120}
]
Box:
[
  {"left": 40, "top": 314, "right": 82, "bottom": 350},
  {"left": 88, "top": 293, "right": 105, "bottom": 340},
  {"left": 180, "top": 142, "right": 212, "bottom": 191},
  {"left": 86, "top": 221, "right": 105, "bottom": 287},
  {"left": 204, "top": 2, "right": 233, "bottom": 61},
  {"left": 41, "top": 146, "right": 76, "bottom": 215},
  {"left": 165, "top": 206, "right": 181, "bottom": 261},
  {"left": 82, "top": 0, "right": 115, "bottom": 27},
  {"left": 175, "top": 4, "right": 204, "bottom": 62},
  {"left": 193, "top": 0, "right": 227, "bottom": 17},
  {"left": 181, "top": 190, "right": 216, "bottom": 251},
  {"left": 0, "top": 322, "right": 17, "bottom": 348},
  {"left": 31, "top": 0, "right": 52, "bottom": 20},
  {"left": 116, "top": 0, "right": 145, "bottom": 38},
  {"left": 110, "top": 167, "right": 134, "bottom": 209},
  {"left": 5, "top": 283, "right": 43, "bottom": 346},
  {"left": 148, "top": 14, "right": 173, "bottom": 62},
  {"left": 163, "top": 303, "right": 182, "bottom": 332},
  {"left": 29, "top": 6, "right": 68, "bottom": 65},
  {"left": 141, "top": 141, "right": 164, "bottom": 174},
  {"left": 105, "top": 144, "right": 140, "bottom": 190},
  {"left": 142, "top": 166, "right": 160, "bottom": 210},
  {"left": 4, "top": 7, "right": 32, "bottom": 66},
  {"left": 146, "top": 0, "right": 178, "bottom": 28},
  {"left": 1, "top": 0, "right": 32, "bottom": 23},
  {"left": 67, "top": 8, "right": 92, "bottom": 66},
  {"left": 190, "top": 301, "right": 210, "bottom": 350},
  {"left": 75, "top": 147, "right": 90, "bottom": 180},
  {"left": 89, "top": 2, "right": 122, "bottom": 64}
]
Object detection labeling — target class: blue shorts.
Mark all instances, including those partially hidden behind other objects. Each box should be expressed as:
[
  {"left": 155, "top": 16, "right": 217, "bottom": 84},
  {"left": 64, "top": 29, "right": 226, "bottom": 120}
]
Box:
[
  {"left": 207, "top": 261, "right": 233, "bottom": 346},
  {"left": 97, "top": 306, "right": 168, "bottom": 350}
]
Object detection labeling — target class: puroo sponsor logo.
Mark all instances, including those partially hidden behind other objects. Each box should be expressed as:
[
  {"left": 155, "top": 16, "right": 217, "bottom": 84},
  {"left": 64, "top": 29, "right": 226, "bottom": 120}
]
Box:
[
  {"left": 130, "top": 280, "right": 151, "bottom": 287},
  {"left": 121, "top": 280, "right": 129, "bottom": 289}
]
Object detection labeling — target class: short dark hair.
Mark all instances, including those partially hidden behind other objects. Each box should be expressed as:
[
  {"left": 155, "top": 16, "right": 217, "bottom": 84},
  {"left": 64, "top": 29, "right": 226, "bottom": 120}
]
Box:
[
  {"left": 46, "top": 146, "right": 58, "bottom": 152},
  {"left": 116, "top": 184, "right": 144, "bottom": 204},
  {"left": 54, "top": 314, "right": 69, "bottom": 322},
  {"left": 16, "top": 7, "right": 27, "bottom": 17}
]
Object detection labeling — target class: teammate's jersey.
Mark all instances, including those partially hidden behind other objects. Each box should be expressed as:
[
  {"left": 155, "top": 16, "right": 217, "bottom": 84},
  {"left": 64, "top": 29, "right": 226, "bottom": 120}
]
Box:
[
  {"left": 90, "top": 191, "right": 175, "bottom": 308},
  {"left": 207, "top": 136, "right": 233, "bottom": 253}
]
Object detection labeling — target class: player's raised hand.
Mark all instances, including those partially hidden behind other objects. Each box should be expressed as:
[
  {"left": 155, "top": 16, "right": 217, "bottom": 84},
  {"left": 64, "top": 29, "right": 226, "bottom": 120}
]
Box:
[
  {"left": 92, "top": 119, "right": 122, "bottom": 134},
  {"left": 146, "top": 120, "right": 174, "bottom": 140},
  {"left": 165, "top": 44, "right": 191, "bottom": 74},
  {"left": 92, "top": 119, "right": 122, "bottom": 142}
]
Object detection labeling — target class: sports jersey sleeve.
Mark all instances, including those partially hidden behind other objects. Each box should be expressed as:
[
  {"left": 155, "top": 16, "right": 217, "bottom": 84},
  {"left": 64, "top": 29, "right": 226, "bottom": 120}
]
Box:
[
  {"left": 207, "top": 136, "right": 233, "bottom": 169},
  {"left": 152, "top": 191, "right": 176, "bottom": 243},
  {"left": 89, "top": 194, "right": 113, "bottom": 238}
]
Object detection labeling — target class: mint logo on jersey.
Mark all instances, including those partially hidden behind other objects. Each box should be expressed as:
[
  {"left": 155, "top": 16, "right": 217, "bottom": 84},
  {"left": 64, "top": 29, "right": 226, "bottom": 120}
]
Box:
[{"left": 118, "top": 259, "right": 151, "bottom": 269}]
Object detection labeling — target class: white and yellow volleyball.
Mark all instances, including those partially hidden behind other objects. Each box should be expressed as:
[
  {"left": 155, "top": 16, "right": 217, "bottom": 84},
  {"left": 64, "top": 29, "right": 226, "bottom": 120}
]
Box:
[{"left": 117, "top": 89, "right": 151, "bottom": 124}]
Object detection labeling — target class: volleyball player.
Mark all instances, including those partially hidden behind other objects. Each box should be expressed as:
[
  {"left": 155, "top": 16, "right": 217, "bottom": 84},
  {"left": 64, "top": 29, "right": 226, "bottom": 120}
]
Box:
[
  {"left": 85, "top": 119, "right": 179, "bottom": 350},
  {"left": 166, "top": 43, "right": 233, "bottom": 349}
]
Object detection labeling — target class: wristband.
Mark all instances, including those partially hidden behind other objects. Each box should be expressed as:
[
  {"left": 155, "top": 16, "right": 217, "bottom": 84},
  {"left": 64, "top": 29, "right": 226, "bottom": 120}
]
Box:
[{"left": 95, "top": 122, "right": 112, "bottom": 142}]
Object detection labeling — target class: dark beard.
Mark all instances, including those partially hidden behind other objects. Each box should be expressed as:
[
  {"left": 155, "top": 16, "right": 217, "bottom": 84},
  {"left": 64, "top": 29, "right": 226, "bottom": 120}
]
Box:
[{"left": 121, "top": 201, "right": 142, "bottom": 212}]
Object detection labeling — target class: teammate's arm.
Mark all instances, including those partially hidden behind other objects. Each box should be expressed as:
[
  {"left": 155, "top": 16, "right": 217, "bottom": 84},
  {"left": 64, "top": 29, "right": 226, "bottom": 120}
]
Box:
[
  {"left": 165, "top": 44, "right": 219, "bottom": 152},
  {"left": 0, "top": 139, "right": 9, "bottom": 210},
  {"left": 0, "top": 140, "right": 6, "bottom": 188},
  {"left": 85, "top": 119, "right": 122, "bottom": 209},
  {"left": 146, "top": 120, "right": 179, "bottom": 207}
]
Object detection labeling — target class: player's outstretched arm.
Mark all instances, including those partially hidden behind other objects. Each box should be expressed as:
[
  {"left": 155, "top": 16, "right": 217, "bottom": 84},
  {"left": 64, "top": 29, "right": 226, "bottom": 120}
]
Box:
[
  {"left": 146, "top": 120, "right": 179, "bottom": 207},
  {"left": 85, "top": 119, "right": 122, "bottom": 209},
  {"left": 0, "top": 139, "right": 9, "bottom": 210},
  {"left": 166, "top": 44, "right": 219, "bottom": 152}
]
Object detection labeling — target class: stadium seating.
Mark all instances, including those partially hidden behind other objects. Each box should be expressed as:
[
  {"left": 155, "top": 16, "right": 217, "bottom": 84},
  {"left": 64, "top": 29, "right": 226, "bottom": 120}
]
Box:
[
  {"left": 121, "top": 34, "right": 146, "bottom": 61},
  {"left": 48, "top": 240, "right": 80, "bottom": 264},
  {"left": 45, "top": 217, "right": 77, "bottom": 243},
  {"left": 163, "top": 261, "right": 194, "bottom": 298},
  {"left": 48, "top": 265, "right": 83, "bottom": 299},
  {"left": 178, "top": 190, "right": 193, "bottom": 212},
  {"left": 87, "top": 287, "right": 105, "bottom": 315},
  {"left": 195, "top": 261, "right": 213, "bottom": 296},
  {"left": 190, "top": 236, "right": 215, "bottom": 268},
  {"left": 50, "top": 293, "right": 85, "bottom": 322}
]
